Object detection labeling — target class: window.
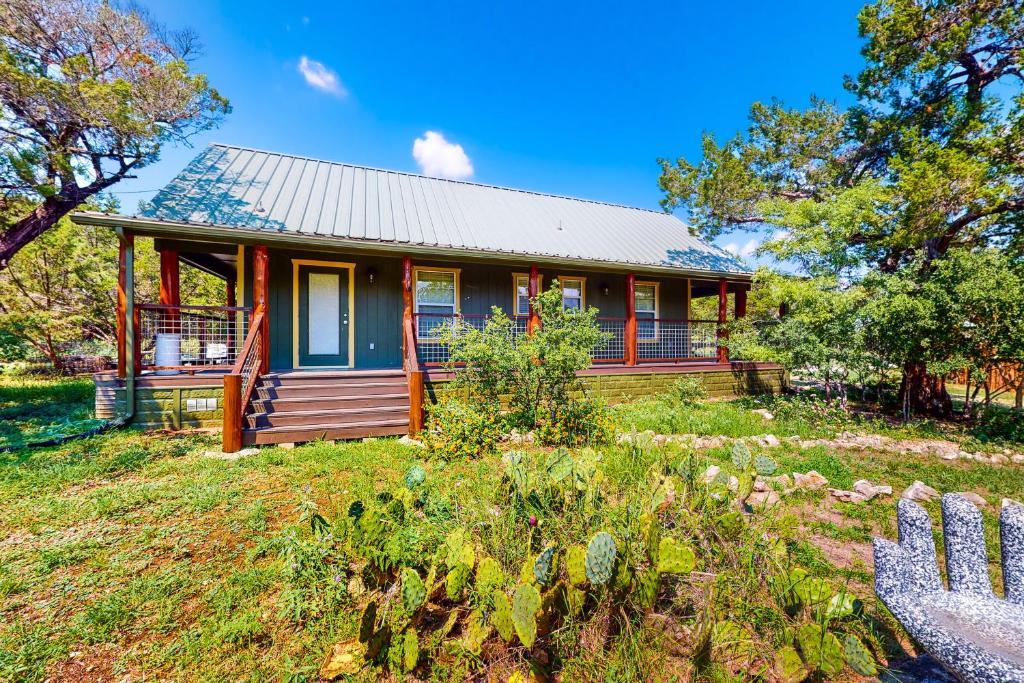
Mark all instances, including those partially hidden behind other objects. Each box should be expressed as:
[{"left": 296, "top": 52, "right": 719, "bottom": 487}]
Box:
[
  {"left": 513, "top": 273, "right": 542, "bottom": 316},
  {"left": 636, "top": 282, "right": 658, "bottom": 340},
  {"left": 560, "top": 277, "right": 585, "bottom": 310},
  {"left": 414, "top": 268, "right": 458, "bottom": 338}
]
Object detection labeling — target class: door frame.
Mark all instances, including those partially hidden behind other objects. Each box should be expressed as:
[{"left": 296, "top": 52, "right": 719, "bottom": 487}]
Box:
[{"left": 291, "top": 259, "right": 356, "bottom": 369}]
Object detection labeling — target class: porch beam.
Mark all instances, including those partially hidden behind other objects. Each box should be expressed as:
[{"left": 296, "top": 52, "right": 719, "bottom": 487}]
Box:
[
  {"left": 625, "top": 273, "right": 637, "bottom": 366},
  {"left": 717, "top": 279, "right": 729, "bottom": 364},
  {"left": 527, "top": 265, "right": 541, "bottom": 334},
  {"left": 252, "top": 245, "right": 270, "bottom": 373}
]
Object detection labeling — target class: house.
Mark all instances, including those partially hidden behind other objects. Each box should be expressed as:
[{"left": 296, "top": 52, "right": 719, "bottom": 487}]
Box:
[{"left": 75, "top": 144, "right": 783, "bottom": 452}]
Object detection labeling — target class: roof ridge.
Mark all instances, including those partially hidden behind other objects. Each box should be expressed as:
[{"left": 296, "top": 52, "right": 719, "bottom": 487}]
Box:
[{"left": 207, "top": 142, "right": 672, "bottom": 217}]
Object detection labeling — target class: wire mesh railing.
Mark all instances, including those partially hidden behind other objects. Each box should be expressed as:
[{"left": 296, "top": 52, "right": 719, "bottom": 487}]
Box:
[
  {"left": 636, "top": 319, "right": 719, "bottom": 362},
  {"left": 593, "top": 317, "right": 626, "bottom": 363},
  {"left": 137, "top": 304, "right": 251, "bottom": 370}
]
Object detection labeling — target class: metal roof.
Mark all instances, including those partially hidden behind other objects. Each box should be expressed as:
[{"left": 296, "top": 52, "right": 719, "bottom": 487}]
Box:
[{"left": 131, "top": 144, "right": 749, "bottom": 276}]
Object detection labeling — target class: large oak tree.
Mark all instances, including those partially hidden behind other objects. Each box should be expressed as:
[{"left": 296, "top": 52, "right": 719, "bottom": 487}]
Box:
[
  {"left": 659, "top": 0, "right": 1024, "bottom": 415},
  {"left": 0, "top": 0, "right": 228, "bottom": 269}
]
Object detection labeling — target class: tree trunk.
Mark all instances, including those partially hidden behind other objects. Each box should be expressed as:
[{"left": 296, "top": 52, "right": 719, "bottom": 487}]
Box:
[
  {"left": 1016, "top": 384, "right": 1023, "bottom": 411},
  {"left": 898, "top": 361, "right": 953, "bottom": 419},
  {"left": 0, "top": 193, "right": 85, "bottom": 271}
]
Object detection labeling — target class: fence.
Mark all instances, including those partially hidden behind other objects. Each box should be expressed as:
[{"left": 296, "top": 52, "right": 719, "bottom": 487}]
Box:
[{"left": 137, "top": 304, "right": 252, "bottom": 370}]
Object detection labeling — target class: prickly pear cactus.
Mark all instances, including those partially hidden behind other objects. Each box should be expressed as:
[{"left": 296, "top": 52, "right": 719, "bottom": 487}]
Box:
[
  {"left": 492, "top": 590, "right": 514, "bottom": 641},
  {"left": 735, "top": 472, "right": 754, "bottom": 502},
  {"left": 443, "top": 528, "right": 467, "bottom": 568},
  {"left": 612, "top": 555, "right": 633, "bottom": 591},
  {"left": 634, "top": 568, "right": 659, "bottom": 609},
  {"left": 462, "top": 608, "right": 492, "bottom": 654},
  {"left": 533, "top": 545, "right": 556, "bottom": 586},
  {"left": 565, "top": 545, "right": 588, "bottom": 587},
  {"left": 511, "top": 583, "right": 542, "bottom": 647},
  {"left": 842, "top": 633, "right": 877, "bottom": 676},
  {"left": 564, "top": 583, "right": 586, "bottom": 617},
  {"left": 585, "top": 532, "right": 617, "bottom": 586},
  {"left": 445, "top": 562, "right": 471, "bottom": 601},
  {"left": 403, "top": 463, "right": 426, "bottom": 489},
  {"left": 401, "top": 628, "right": 419, "bottom": 673},
  {"left": 545, "top": 447, "right": 574, "bottom": 484},
  {"left": 643, "top": 514, "right": 661, "bottom": 564},
  {"left": 401, "top": 568, "right": 426, "bottom": 613},
  {"left": 657, "top": 537, "right": 696, "bottom": 574},
  {"left": 754, "top": 454, "right": 778, "bottom": 476},
  {"left": 796, "top": 624, "right": 844, "bottom": 676},
  {"left": 519, "top": 554, "right": 537, "bottom": 585},
  {"left": 775, "top": 645, "right": 808, "bottom": 683},
  {"left": 731, "top": 441, "right": 752, "bottom": 470},
  {"left": 716, "top": 510, "right": 744, "bottom": 538},
  {"left": 476, "top": 557, "right": 504, "bottom": 594}
]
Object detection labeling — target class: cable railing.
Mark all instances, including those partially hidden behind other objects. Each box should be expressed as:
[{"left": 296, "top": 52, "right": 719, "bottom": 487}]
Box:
[
  {"left": 136, "top": 304, "right": 251, "bottom": 371},
  {"left": 222, "top": 310, "right": 265, "bottom": 452}
]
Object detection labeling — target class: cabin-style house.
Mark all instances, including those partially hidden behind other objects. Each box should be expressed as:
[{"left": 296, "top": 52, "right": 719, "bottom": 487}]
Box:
[{"left": 75, "top": 144, "right": 783, "bottom": 452}]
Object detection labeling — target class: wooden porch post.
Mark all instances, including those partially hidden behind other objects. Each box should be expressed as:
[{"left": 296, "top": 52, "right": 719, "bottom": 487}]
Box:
[
  {"left": 252, "top": 245, "right": 270, "bottom": 372},
  {"left": 735, "top": 288, "right": 747, "bottom": 319},
  {"left": 402, "top": 256, "right": 413, "bottom": 370},
  {"left": 625, "top": 273, "right": 637, "bottom": 366},
  {"left": 717, "top": 279, "right": 729, "bottom": 364},
  {"left": 527, "top": 265, "right": 540, "bottom": 334},
  {"left": 159, "top": 249, "right": 180, "bottom": 333},
  {"left": 225, "top": 277, "right": 236, "bottom": 355},
  {"left": 116, "top": 233, "right": 134, "bottom": 378}
]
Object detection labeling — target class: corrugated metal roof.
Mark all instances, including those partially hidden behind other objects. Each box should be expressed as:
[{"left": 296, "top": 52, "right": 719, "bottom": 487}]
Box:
[{"left": 139, "top": 144, "right": 749, "bottom": 275}]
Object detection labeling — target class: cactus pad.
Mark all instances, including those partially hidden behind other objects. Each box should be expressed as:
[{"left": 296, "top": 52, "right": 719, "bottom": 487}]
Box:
[
  {"left": 511, "top": 583, "right": 542, "bottom": 648},
  {"left": 401, "top": 628, "right": 419, "bottom": 672},
  {"left": 533, "top": 545, "right": 557, "bottom": 586},
  {"left": 634, "top": 568, "right": 659, "bottom": 609},
  {"left": 462, "top": 608, "right": 492, "bottom": 654},
  {"left": 401, "top": 568, "right": 426, "bottom": 613},
  {"left": 643, "top": 514, "right": 662, "bottom": 563},
  {"left": 775, "top": 645, "right": 808, "bottom": 683},
  {"left": 842, "top": 634, "right": 877, "bottom": 676},
  {"left": 566, "top": 545, "right": 588, "bottom": 586},
  {"left": 796, "top": 624, "right": 844, "bottom": 676},
  {"left": 657, "top": 537, "right": 696, "bottom": 574},
  {"left": 476, "top": 557, "right": 504, "bottom": 594},
  {"left": 445, "top": 562, "right": 471, "bottom": 601},
  {"left": 754, "top": 455, "right": 778, "bottom": 476},
  {"left": 545, "top": 447, "right": 574, "bottom": 484},
  {"left": 403, "top": 463, "right": 426, "bottom": 489},
  {"left": 358, "top": 600, "right": 378, "bottom": 643},
  {"left": 731, "top": 441, "right": 752, "bottom": 470},
  {"left": 585, "top": 532, "right": 617, "bottom": 586},
  {"left": 444, "top": 528, "right": 468, "bottom": 568},
  {"left": 492, "top": 590, "right": 514, "bottom": 641}
]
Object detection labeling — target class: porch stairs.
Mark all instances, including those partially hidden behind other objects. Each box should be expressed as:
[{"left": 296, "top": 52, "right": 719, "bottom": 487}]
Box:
[{"left": 241, "top": 369, "right": 410, "bottom": 446}]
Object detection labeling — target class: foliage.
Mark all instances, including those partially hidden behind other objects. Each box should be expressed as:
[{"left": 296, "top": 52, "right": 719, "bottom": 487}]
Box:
[
  {"left": 423, "top": 398, "right": 503, "bottom": 460},
  {"left": 658, "top": 0, "right": 1024, "bottom": 415},
  {"left": 665, "top": 375, "right": 708, "bottom": 405},
  {"left": 0, "top": 375, "right": 100, "bottom": 448},
  {"left": 0, "top": 0, "right": 229, "bottom": 268},
  {"left": 534, "top": 396, "right": 615, "bottom": 447}
]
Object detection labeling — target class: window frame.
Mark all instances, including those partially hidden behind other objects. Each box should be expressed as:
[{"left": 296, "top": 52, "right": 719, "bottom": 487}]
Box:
[
  {"left": 512, "top": 272, "right": 543, "bottom": 317},
  {"left": 558, "top": 275, "right": 587, "bottom": 311},
  {"left": 635, "top": 280, "right": 659, "bottom": 342},
  {"left": 413, "top": 267, "right": 461, "bottom": 341}
]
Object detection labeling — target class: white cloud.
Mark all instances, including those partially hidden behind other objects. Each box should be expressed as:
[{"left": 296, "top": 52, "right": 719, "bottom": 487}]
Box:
[
  {"left": 412, "top": 131, "right": 474, "bottom": 179},
  {"left": 297, "top": 56, "right": 347, "bottom": 97},
  {"left": 724, "top": 238, "right": 760, "bottom": 260}
]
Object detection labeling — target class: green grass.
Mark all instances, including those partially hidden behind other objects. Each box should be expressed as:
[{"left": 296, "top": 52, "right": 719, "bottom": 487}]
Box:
[
  {"left": 0, "top": 379, "right": 1021, "bottom": 681},
  {"left": 0, "top": 376, "right": 102, "bottom": 448}
]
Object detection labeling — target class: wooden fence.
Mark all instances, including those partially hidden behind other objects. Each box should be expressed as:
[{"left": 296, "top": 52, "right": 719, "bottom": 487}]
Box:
[{"left": 947, "top": 363, "right": 1022, "bottom": 392}]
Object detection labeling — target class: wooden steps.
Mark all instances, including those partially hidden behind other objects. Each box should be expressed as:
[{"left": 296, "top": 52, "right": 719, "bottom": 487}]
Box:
[{"left": 242, "top": 370, "right": 410, "bottom": 445}]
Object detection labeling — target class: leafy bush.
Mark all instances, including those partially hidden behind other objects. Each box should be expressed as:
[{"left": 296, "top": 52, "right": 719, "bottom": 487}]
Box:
[
  {"left": 535, "top": 396, "right": 615, "bottom": 447},
  {"left": 423, "top": 398, "right": 503, "bottom": 460},
  {"left": 665, "top": 375, "right": 708, "bottom": 405},
  {"left": 972, "top": 404, "right": 1024, "bottom": 443}
]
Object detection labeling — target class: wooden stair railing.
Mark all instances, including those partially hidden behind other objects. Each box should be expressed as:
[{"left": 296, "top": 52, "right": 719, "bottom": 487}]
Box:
[
  {"left": 403, "top": 313, "right": 424, "bottom": 436},
  {"left": 223, "top": 310, "right": 265, "bottom": 453}
]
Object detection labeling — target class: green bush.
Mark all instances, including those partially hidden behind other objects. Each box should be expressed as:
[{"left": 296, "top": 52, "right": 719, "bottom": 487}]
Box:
[
  {"left": 535, "top": 396, "right": 615, "bottom": 447},
  {"left": 423, "top": 399, "right": 503, "bottom": 460},
  {"left": 665, "top": 375, "right": 708, "bottom": 405}
]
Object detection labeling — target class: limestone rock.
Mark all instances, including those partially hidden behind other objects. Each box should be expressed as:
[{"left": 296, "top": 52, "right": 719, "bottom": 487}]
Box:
[
  {"left": 954, "top": 491, "right": 988, "bottom": 508},
  {"left": 828, "top": 488, "right": 868, "bottom": 503},
  {"left": 653, "top": 434, "right": 669, "bottom": 447},
  {"left": 990, "top": 454, "right": 1010, "bottom": 465},
  {"left": 771, "top": 474, "right": 794, "bottom": 492},
  {"left": 902, "top": 480, "right": 940, "bottom": 503},
  {"left": 700, "top": 465, "right": 721, "bottom": 485},
  {"left": 320, "top": 640, "right": 363, "bottom": 680},
  {"left": 793, "top": 470, "right": 828, "bottom": 490},
  {"left": 753, "top": 477, "right": 770, "bottom": 493},
  {"left": 727, "top": 475, "right": 739, "bottom": 492},
  {"left": 760, "top": 434, "right": 781, "bottom": 448},
  {"left": 1003, "top": 497, "right": 1024, "bottom": 509},
  {"left": 747, "top": 490, "right": 781, "bottom": 509},
  {"left": 852, "top": 479, "right": 893, "bottom": 501},
  {"left": 752, "top": 409, "right": 775, "bottom": 420},
  {"left": 398, "top": 435, "right": 424, "bottom": 448},
  {"left": 1012, "top": 454, "right": 1024, "bottom": 464},
  {"left": 278, "top": 442, "right": 296, "bottom": 450}
]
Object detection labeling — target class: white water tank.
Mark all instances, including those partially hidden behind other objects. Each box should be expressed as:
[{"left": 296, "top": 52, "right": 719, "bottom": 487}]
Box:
[{"left": 154, "top": 333, "right": 181, "bottom": 375}]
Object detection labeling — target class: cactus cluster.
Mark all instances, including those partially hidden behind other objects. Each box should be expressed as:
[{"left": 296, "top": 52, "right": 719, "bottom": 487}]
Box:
[{"left": 585, "top": 532, "right": 617, "bottom": 585}]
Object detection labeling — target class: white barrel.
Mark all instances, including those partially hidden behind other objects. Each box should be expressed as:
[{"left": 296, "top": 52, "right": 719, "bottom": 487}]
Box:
[{"left": 154, "top": 333, "right": 181, "bottom": 375}]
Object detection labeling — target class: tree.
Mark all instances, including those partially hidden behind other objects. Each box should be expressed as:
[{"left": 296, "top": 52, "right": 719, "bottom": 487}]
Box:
[
  {"left": 0, "top": 0, "right": 228, "bottom": 269},
  {"left": 658, "top": 0, "right": 1024, "bottom": 416}
]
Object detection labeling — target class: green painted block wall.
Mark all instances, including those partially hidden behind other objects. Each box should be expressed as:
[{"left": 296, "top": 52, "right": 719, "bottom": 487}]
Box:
[{"left": 116, "top": 385, "right": 223, "bottom": 430}]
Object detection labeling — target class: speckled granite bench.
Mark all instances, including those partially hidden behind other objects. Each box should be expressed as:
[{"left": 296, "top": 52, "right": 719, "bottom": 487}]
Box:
[{"left": 873, "top": 495, "right": 1024, "bottom": 683}]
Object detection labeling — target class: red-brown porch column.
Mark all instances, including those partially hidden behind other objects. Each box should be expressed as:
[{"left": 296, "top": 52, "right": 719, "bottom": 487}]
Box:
[
  {"left": 402, "top": 256, "right": 414, "bottom": 370},
  {"left": 159, "top": 249, "right": 181, "bottom": 334},
  {"left": 225, "top": 277, "right": 236, "bottom": 355},
  {"left": 116, "top": 233, "right": 133, "bottom": 378},
  {"left": 717, "top": 279, "right": 729, "bottom": 364},
  {"left": 527, "top": 265, "right": 541, "bottom": 334},
  {"left": 735, "top": 288, "right": 747, "bottom": 319},
  {"left": 624, "top": 273, "right": 637, "bottom": 366},
  {"left": 252, "top": 245, "right": 270, "bottom": 372}
]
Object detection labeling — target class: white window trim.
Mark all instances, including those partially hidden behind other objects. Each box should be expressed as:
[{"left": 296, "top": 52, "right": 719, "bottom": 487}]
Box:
[
  {"left": 558, "top": 275, "right": 586, "bottom": 310},
  {"left": 413, "top": 267, "right": 461, "bottom": 341},
  {"left": 512, "top": 272, "right": 543, "bottom": 317},
  {"left": 635, "top": 281, "right": 659, "bottom": 342}
]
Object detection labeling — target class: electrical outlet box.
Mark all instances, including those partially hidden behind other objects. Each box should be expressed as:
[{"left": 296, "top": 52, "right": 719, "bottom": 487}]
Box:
[
  {"left": 186, "top": 398, "right": 217, "bottom": 412},
  {"left": 369, "top": 342, "right": 375, "bottom": 350}
]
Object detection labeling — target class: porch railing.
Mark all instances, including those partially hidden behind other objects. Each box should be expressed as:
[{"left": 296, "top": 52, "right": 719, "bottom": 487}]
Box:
[
  {"left": 136, "top": 304, "right": 251, "bottom": 371},
  {"left": 222, "top": 310, "right": 265, "bottom": 452},
  {"left": 411, "top": 312, "right": 722, "bottom": 366}
]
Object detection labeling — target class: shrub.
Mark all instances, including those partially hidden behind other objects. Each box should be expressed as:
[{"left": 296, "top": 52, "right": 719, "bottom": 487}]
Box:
[
  {"left": 535, "top": 397, "right": 615, "bottom": 447},
  {"left": 665, "top": 375, "right": 708, "bottom": 405},
  {"left": 423, "top": 399, "right": 503, "bottom": 460}
]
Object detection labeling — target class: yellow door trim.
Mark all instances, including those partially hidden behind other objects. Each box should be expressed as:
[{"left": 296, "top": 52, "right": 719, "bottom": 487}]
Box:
[{"left": 291, "top": 259, "right": 356, "bottom": 369}]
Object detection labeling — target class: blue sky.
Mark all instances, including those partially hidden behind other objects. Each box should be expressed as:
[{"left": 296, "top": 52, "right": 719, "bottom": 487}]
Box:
[{"left": 117, "top": 0, "right": 867, "bottom": 265}]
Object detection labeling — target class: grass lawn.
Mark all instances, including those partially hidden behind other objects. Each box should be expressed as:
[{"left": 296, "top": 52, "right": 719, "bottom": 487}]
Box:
[
  {"left": 0, "top": 376, "right": 102, "bottom": 449},
  {"left": 0, "top": 380, "right": 1022, "bottom": 681}
]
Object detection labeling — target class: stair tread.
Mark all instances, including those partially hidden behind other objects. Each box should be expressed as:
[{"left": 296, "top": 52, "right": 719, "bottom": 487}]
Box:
[
  {"left": 252, "top": 392, "right": 409, "bottom": 405},
  {"left": 248, "top": 405, "right": 408, "bottom": 419},
  {"left": 258, "top": 381, "right": 406, "bottom": 390},
  {"left": 262, "top": 369, "right": 405, "bottom": 379},
  {"left": 244, "top": 417, "right": 409, "bottom": 434}
]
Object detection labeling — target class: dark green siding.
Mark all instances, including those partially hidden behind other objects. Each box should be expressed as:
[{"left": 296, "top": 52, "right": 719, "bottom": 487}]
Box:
[{"left": 252, "top": 248, "right": 694, "bottom": 370}]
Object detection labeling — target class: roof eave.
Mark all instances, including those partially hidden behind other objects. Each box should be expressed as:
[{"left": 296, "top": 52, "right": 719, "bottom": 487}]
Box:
[{"left": 72, "top": 212, "right": 753, "bottom": 281}]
